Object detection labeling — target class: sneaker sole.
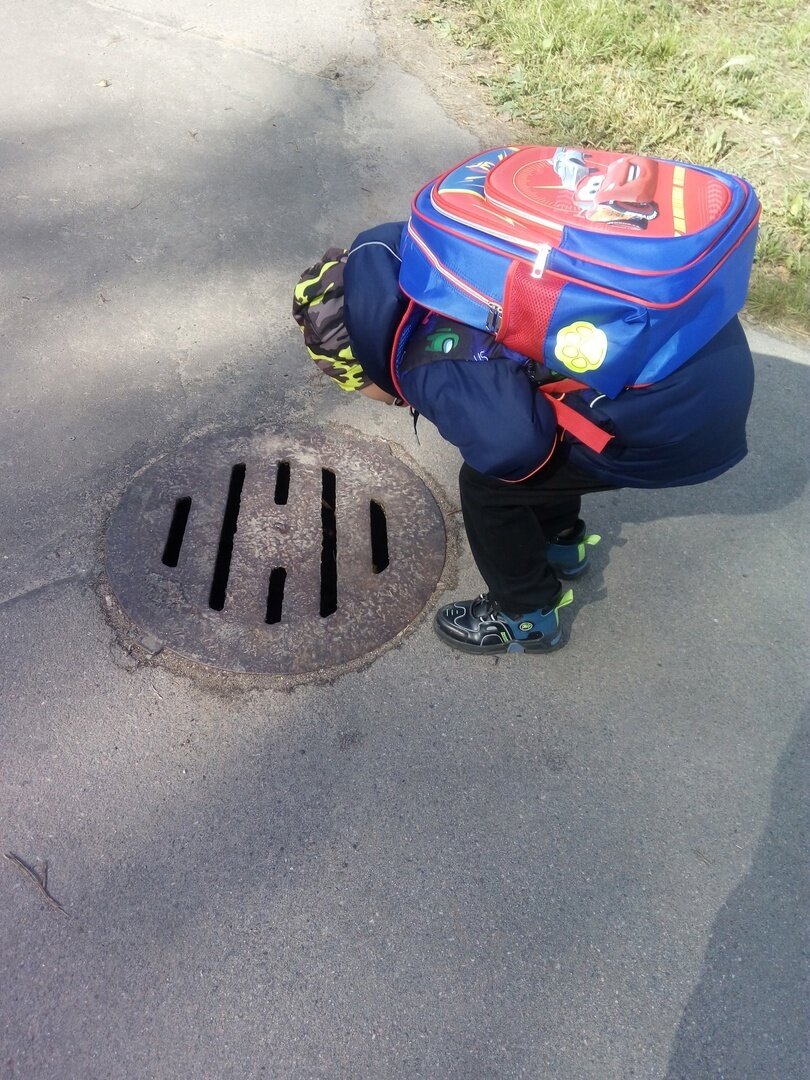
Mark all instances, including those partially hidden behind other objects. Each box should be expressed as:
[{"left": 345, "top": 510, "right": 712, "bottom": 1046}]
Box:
[
  {"left": 551, "top": 559, "right": 589, "bottom": 580},
  {"left": 433, "top": 619, "right": 565, "bottom": 655}
]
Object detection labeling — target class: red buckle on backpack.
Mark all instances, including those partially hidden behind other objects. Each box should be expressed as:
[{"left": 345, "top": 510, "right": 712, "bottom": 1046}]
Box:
[{"left": 539, "top": 381, "right": 614, "bottom": 454}]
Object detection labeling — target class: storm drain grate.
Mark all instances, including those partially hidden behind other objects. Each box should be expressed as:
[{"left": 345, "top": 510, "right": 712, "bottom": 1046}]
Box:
[{"left": 105, "top": 428, "right": 446, "bottom": 674}]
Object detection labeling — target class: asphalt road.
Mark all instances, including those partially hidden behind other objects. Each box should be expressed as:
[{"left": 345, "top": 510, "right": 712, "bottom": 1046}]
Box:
[{"left": 1, "top": 2, "right": 808, "bottom": 1077}]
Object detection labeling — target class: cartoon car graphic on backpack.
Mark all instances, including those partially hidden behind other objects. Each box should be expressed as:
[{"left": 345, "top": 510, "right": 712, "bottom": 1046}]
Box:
[{"left": 551, "top": 148, "right": 660, "bottom": 229}]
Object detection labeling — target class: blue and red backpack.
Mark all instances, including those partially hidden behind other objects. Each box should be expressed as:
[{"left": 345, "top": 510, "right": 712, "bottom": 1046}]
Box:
[{"left": 392, "top": 146, "right": 760, "bottom": 450}]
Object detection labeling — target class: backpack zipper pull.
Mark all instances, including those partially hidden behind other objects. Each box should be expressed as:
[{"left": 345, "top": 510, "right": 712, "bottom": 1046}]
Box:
[
  {"left": 531, "top": 243, "right": 551, "bottom": 279},
  {"left": 486, "top": 303, "right": 502, "bottom": 333}
]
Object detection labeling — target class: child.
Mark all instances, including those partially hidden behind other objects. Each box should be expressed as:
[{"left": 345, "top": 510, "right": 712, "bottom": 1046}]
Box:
[{"left": 293, "top": 222, "right": 754, "bottom": 655}]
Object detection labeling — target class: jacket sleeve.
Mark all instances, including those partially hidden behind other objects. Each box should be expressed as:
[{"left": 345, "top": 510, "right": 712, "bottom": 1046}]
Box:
[
  {"left": 401, "top": 356, "right": 558, "bottom": 481},
  {"left": 343, "top": 222, "right": 408, "bottom": 397}
]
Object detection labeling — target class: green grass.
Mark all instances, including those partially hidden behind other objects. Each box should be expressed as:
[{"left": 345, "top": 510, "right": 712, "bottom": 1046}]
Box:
[{"left": 413, "top": 0, "right": 810, "bottom": 333}]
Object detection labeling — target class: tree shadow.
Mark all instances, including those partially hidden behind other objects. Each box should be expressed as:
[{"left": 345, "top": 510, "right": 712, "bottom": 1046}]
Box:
[{"left": 2, "top": 22, "right": 808, "bottom": 1076}]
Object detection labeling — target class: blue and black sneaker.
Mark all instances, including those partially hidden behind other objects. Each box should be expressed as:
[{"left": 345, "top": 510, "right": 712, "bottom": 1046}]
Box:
[
  {"left": 434, "top": 589, "right": 574, "bottom": 654},
  {"left": 547, "top": 519, "right": 601, "bottom": 579}
]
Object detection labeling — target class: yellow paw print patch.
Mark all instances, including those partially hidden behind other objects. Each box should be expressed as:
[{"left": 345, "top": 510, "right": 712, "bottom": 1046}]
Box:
[{"left": 554, "top": 321, "right": 608, "bottom": 374}]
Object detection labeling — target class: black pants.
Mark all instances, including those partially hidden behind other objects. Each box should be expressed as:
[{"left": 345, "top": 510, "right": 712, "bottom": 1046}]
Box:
[{"left": 459, "top": 455, "right": 619, "bottom": 613}]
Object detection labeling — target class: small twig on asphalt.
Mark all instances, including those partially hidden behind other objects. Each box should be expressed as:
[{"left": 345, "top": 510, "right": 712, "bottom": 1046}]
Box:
[{"left": 3, "top": 852, "right": 69, "bottom": 917}]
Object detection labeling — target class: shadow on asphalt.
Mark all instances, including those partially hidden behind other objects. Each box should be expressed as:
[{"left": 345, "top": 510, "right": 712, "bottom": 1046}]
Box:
[{"left": 665, "top": 712, "right": 810, "bottom": 1079}]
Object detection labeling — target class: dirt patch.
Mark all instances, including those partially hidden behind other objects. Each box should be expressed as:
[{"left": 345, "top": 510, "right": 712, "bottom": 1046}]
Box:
[{"left": 371, "top": 0, "right": 510, "bottom": 146}]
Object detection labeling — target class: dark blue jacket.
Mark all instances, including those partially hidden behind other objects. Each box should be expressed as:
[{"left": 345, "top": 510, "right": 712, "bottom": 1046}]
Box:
[
  {"left": 344, "top": 223, "right": 755, "bottom": 487},
  {"left": 344, "top": 223, "right": 407, "bottom": 400}
]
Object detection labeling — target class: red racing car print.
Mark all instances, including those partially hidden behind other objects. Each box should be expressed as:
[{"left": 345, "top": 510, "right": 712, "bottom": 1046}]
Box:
[{"left": 551, "top": 148, "right": 660, "bottom": 229}]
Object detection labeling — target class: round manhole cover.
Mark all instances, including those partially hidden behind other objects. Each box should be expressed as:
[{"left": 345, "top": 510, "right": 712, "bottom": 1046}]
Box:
[{"left": 105, "top": 428, "right": 446, "bottom": 675}]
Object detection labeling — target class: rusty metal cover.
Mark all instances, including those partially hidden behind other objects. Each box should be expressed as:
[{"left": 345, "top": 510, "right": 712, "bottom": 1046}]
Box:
[{"left": 105, "top": 428, "right": 446, "bottom": 675}]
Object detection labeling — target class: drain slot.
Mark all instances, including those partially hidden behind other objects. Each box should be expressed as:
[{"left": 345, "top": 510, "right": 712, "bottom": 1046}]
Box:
[
  {"left": 370, "top": 500, "right": 389, "bottom": 574},
  {"left": 162, "top": 497, "right": 192, "bottom": 567},
  {"left": 265, "top": 567, "right": 287, "bottom": 624},
  {"left": 320, "top": 468, "right": 337, "bottom": 618},
  {"left": 274, "top": 461, "right": 290, "bottom": 505},
  {"left": 209, "top": 463, "right": 246, "bottom": 611}
]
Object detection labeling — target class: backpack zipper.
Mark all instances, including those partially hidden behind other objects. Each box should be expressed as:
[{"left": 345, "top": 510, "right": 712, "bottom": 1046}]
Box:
[
  {"left": 426, "top": 171, "right": 757, "bottom": 281},
  {"left": 409, "top": 204, "right": 760, "bottom": 314},
  {"left": 407, "top": 223, "right": 503, "bottom": 331},
  {"left": 531, "top": 244, "right": 551, "bottom": 279},
  {"left": 430, "top": 188, "right": 562, "bottom": 250}
]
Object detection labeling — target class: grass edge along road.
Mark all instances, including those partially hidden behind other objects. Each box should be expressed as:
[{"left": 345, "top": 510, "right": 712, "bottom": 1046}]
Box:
[{"left": 413, "top": 0, "right": 810, "bottom": 337}]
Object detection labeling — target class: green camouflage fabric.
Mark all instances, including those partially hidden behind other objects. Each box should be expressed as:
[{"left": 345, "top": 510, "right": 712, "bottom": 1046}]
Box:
[{"left": 292, "top": 248, "right": 370, "bottom": 392}]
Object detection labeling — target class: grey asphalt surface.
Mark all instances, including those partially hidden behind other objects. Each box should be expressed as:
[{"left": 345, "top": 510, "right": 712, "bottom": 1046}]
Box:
[{"left": 1, "top": 2, "right": 808, "bottom": 1078}]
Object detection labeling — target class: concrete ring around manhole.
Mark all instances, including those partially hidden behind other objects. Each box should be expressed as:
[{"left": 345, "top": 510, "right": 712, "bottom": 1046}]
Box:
[{"left": 104, "top": 426, "right": 447, "bottom": 676}]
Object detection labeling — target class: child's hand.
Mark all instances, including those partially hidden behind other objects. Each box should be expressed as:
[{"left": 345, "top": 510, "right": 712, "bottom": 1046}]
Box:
[{"left": 359, "top": 383, "right": 400, "bottom": 405}]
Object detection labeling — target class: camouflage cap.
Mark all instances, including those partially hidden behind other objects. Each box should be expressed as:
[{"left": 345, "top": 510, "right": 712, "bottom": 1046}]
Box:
[{"left": 292, "top": 248, "right": 370, "bottom": 392}]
